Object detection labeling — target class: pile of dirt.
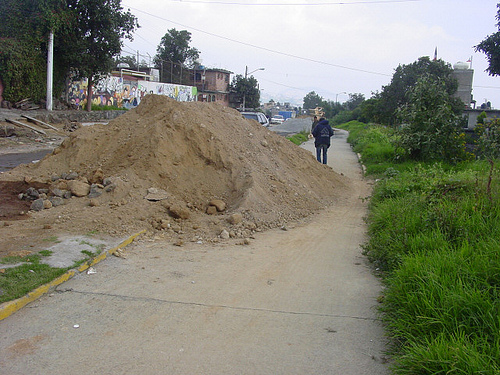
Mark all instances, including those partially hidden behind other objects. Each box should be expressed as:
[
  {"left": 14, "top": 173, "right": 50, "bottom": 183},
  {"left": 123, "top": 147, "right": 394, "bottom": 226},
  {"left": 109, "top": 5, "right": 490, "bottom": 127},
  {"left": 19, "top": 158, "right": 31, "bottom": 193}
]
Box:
[{"left": 0, "top": 95, "right": 347, "bottom": 255}]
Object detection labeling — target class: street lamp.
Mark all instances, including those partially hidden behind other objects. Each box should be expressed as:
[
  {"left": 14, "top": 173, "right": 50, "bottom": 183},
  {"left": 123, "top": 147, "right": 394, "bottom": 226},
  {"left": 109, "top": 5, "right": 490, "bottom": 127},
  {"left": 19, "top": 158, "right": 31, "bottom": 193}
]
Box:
[{"left": 243, "top": 66, "right": 265, "bottom": 109}]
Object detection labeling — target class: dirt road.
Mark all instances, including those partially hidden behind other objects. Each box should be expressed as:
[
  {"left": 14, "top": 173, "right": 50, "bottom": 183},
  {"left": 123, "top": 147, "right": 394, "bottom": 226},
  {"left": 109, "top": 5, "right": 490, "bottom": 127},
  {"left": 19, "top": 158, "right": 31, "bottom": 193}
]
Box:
[{"left": 0, "top": 129, "right": 389, "bottom": 374}]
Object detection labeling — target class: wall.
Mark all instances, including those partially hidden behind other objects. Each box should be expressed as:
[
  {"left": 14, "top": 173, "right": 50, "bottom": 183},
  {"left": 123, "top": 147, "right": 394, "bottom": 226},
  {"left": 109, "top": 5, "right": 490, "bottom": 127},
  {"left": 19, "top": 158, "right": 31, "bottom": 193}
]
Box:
[
  {"left": 67, "top": 76, "right": 197, "bottom": 109},
  {"left": 452, "top": 68, "right": 474, "bottom": 107},
  {"left": 0, "top": 78, "right": 4, "bottom": 104},
  {"left": 464, "top": 108, "right": 500, "bottom": 130}
]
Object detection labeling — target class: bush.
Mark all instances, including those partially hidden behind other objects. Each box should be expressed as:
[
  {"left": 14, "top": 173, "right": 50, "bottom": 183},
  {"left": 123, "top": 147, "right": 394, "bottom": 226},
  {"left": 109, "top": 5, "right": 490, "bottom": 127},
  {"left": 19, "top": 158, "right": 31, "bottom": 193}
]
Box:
[{"left": 0, "top": 38, "right": 46, "bottom": 103}]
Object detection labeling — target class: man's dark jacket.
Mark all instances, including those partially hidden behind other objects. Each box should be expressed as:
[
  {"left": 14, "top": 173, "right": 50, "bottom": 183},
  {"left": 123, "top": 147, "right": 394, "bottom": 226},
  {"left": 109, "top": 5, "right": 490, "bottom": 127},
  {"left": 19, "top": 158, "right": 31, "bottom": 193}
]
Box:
[{"left": 312, "top": 119, "right": 334, "bottom": 147}]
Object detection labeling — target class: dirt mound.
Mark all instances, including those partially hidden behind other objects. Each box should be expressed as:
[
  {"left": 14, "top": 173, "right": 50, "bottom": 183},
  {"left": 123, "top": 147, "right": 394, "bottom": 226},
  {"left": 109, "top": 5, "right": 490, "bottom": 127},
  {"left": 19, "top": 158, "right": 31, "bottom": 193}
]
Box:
[{"left": 0, "top": 95, "right": 347, "bottom": 253}]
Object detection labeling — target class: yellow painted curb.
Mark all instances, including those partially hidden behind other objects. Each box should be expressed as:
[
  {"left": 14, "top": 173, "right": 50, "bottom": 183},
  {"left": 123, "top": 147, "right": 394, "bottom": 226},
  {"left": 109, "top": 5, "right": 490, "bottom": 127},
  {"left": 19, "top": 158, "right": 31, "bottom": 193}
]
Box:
[{"left": 0, "top": 230, "right": 145, "bottom": 322}]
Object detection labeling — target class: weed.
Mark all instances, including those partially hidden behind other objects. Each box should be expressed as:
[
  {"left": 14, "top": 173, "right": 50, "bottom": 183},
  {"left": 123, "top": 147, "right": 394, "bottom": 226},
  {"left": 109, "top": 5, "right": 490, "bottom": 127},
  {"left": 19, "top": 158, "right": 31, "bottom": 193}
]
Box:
[
  {"left": 345, "top": 120, "right": 500, "bottom": 373},
  {"left": 42, "top": 236, "right": 60, "bottom": 243}
]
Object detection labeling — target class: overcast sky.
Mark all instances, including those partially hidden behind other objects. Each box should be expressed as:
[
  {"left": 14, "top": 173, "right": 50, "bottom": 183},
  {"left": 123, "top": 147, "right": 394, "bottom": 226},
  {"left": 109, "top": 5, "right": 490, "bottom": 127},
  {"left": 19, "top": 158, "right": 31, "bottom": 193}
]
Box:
[{"left": 120, "top": 0, "right": 500, "bottom": 107}]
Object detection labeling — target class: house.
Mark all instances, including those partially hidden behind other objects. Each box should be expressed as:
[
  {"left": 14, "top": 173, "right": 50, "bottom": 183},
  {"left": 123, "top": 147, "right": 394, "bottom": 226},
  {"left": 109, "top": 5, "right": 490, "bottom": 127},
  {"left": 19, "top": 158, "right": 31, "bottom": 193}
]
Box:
[
  {"left": 450, "top": 61, "right": 500, "bottom": 130},
  {"left": 190, "top": 68, "right": 232, "bottom": 106}
]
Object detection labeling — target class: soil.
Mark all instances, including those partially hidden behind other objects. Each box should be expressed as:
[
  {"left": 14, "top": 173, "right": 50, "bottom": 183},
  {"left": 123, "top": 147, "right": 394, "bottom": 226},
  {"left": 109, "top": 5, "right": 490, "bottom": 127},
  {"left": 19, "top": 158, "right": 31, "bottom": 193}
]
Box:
[{"left": 0, "top": 95, "right": 348, "bottom": 257}]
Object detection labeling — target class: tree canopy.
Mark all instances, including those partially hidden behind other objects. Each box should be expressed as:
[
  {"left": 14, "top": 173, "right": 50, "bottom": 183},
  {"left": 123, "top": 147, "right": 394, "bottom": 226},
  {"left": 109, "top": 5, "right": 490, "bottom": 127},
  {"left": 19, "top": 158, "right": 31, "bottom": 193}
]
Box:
[
  {"left": 0, "top": 0, "right": 138, "bottom": 109},
  {"left": 154, "top": 29, "right": 200, "bottom": 84},
  {"left": 376, "top": 57, "right": 461, "bottom": 125},
  {"left": 230, "top": 74, "right": 261, "bottom": 109},
  {"left": 476, "top": 4, "right": 500, "bottom": 76},
  {"left": 303, "top": 91, "right": 323, "bottom": 110},
  {"left": 396, "top": 74, "right": 467, "bottom": 162}
]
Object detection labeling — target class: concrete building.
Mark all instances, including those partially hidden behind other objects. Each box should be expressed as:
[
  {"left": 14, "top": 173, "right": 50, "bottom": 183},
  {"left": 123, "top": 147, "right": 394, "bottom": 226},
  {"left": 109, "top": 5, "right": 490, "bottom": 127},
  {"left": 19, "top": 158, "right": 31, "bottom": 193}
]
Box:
[
  {"left": 191, "top": 68, "right": 232, "bottom": 106},
  {"left": 452, "top": 61, "right": 474, "bottom": 108},
  {"left": 449, "top": 61, "right": 500, "bottom": 130}
]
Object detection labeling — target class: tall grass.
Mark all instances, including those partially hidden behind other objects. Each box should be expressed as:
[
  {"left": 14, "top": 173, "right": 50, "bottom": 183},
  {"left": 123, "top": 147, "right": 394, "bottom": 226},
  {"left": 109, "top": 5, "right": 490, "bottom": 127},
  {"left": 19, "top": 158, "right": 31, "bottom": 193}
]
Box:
[{"left": 344, "top": 121, "right": 500, "bottom": 374}]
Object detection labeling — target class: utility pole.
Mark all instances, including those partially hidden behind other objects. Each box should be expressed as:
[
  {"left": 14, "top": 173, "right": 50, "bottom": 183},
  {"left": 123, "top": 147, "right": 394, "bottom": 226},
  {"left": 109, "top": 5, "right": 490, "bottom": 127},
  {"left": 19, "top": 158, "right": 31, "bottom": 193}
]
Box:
[
  {"left": 242, "top": 66, "right": 265, "bottom": 110},
  {"left": 46, "top": 31, "right": 54, "bottom": 111},
  {"left": 242, "top": 66, "right": 248, "bottom": 110}
]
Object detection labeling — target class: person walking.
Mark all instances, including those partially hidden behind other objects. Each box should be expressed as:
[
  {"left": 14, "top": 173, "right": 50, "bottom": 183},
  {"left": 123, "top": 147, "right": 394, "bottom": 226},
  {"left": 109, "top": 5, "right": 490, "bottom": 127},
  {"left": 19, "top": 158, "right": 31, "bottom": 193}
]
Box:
[
  {"left": 312, "top": 117, "right": 334, "bottom": 164},
  {"left": 311, "top": 116, "right": 319, "bottom": 132}
]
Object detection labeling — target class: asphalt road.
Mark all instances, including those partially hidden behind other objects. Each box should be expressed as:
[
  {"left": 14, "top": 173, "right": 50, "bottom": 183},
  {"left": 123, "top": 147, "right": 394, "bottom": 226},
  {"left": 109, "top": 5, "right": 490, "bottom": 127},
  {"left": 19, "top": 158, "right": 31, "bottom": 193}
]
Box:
[{"left": 269, "top": 117, "right": 312, "bottom": 136}]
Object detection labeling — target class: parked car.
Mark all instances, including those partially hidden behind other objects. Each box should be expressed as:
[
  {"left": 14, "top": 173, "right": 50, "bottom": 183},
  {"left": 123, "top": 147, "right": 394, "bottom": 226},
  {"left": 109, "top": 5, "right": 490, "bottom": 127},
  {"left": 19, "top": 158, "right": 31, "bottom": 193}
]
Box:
[
  {"left": 241, "top": 111, "right": 270, "bottom": 127},
  {"left": 270, "top": 115, "right": 285, "bottom": 124}
]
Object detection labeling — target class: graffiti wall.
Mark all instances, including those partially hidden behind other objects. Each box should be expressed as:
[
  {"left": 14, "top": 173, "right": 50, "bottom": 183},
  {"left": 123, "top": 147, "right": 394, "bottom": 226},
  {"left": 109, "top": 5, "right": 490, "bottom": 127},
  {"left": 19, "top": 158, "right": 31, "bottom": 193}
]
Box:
[{"left": 67, "top": 76, "right": 197, "bottom": 109}]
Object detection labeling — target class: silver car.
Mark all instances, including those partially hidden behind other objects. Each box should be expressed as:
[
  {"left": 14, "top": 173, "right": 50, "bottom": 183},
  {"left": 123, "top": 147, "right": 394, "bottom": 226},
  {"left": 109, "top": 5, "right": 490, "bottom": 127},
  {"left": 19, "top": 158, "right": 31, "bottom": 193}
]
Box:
[{"left": 241, "top": 111, "right": 270, "bottom": 127}]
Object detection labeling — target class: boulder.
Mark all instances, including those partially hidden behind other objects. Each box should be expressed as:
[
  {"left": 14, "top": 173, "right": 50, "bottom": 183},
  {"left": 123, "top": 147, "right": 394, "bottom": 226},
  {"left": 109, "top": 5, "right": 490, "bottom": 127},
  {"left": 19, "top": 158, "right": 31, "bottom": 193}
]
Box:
[
  {"left": 30, "top": 198, "right": 44, "bottom": 211},
  {"left": 67, "top": 180, "right": 90, "bottom": 197},
  {"left": 228, "top": 213, "right": 243, "bottom": 225},
  {"left": 209, "top": 199, "right": 226, "bottom": 212},
  {"left": 169, "top": 205, "right": 190, "bottom": 220}
]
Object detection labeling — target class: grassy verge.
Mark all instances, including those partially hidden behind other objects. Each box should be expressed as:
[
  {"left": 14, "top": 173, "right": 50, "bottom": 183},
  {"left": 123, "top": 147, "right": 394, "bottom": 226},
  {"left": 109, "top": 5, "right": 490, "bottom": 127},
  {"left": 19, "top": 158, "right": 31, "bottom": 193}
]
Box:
[
  {"left": 287, "top": 130, "right": 310, "bottom": 145},
  {"left": 0, "top": 235, "right": 104, "bottom": 303},
  {"left": 342, "top": 121, "right": 500, "bottom": 374}
]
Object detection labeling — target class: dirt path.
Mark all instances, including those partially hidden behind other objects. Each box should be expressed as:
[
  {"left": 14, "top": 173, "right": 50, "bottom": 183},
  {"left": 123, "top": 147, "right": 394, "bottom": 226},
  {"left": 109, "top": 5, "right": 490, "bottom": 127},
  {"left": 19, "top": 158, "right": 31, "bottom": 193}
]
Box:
[{"left": 0, "top": 130, "right": 389, "bottom": 374}]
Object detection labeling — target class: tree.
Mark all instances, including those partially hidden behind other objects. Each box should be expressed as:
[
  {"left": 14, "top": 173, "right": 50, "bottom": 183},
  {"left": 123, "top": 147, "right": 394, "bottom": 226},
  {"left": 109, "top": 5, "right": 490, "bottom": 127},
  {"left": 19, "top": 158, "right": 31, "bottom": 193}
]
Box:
[
  {"left": 396, "top": 74, "right": 467, "bottom": 162},
  {"left": 303, "top": 91, "right": 323, "bottom": 111},
  {"left": 154, "top": 29, "right": 200, "bottom": 84},
  {"left": 64, "top": 0, "right": 138, "bottom": 111},
  {"left": 475, "top": 4, "right": 500, "bottom": 76},
  {"left": 344, "top": 93, "right": 365, "bottom": 111},
  {"left": 229, "top": 74, "right": 260, "bottom": 109},
  {"left": 0, "top": 0, "right": 72, "bottom": 102},
  {"left": 0, "top": 0, "right": 138, "bottom": 109},
  {"left": 377, "top": 56, "right": 461, "bottom": 125}
]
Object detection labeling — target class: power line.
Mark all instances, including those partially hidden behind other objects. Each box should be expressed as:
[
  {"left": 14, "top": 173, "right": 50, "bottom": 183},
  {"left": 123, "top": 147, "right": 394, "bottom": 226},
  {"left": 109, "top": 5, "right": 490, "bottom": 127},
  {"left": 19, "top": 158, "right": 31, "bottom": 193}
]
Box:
[
  {"left": 164, "top": 0, "right": 420, "bottom": 6},
  {"left": 124, "top": 5, "right": 391, "bottom": 77},
  {"left": 475, "top": 85, "right": 500, "bottom": 90}
]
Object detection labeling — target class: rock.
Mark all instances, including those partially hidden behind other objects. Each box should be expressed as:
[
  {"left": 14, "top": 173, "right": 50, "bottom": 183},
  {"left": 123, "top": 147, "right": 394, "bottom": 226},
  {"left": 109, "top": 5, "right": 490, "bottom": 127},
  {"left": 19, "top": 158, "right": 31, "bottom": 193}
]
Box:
[
  {"left": 50, "top": 188, "right": 65, "bottom": 197},
  {"left": 64, "top": 171, "right": 78, "bottom": 180},
  {"left": 245, "top": 222, "right": 257, "bottom": 230},
  {"left": 220, "top": 229, "right": 230, "bottom": 239},
  {"left": 49, "top": 196, "right": 64, "bottom": 207},
  {"left": 89, "top": 168, "right": 104, "bottom": 184},
  {"left": 67, "top": 180, "right": 90, "bottom": 197},
  {"left": 145, "top": 187, "right": 169, "bottom": 201},
  {"left": 104, "top": 183, "right": 116, "bottom": 193},
  {"left": 103, "top": 177, "right": 113, "bottom": 186},
  {"left": 228, "top": 213, "right": 243, "bottom": 225},
  {"left": 51, "top": 180, "right": 68, "bottom": 190},
  {"left": 89, "top": 199, "right": 99, "bottom": 207},
  {"left": 209, "top": 199, "right": 226, "bottom": 212},
  {"left": 43, "top": 200, "right": 53, "bottom": 209},
  {"left": 26, "top": 187, "right": 39, "bottom": 199},
  {"left": 206, "top": 205, "right": 218, "bottom": 215},
  {"left": 169, "top": 205, "right": 190, "bottom": 220},
  {"left": 88, "top": 184, "right": 103, "bottom": 198},
  {"left": 261, "top": 140, "right": 269, "bottom": 147},
  {"left": 30, "top": 198, "right": 44, "bottom": 211}
]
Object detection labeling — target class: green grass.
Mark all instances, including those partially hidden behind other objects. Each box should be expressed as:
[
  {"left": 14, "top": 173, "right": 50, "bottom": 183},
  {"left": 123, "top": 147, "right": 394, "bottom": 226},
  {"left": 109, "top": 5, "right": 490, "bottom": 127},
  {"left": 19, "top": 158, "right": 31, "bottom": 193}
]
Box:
[
  {"left": 0, "top": 241, "right": 106, "bottom": 303},
  {"left": 0, "top": 251, "right": 67, "bottom": 303},
  {"left": 343, "top": 120, "right": 500, "bottom": 373},
  {"left": 287, "top": 130, "right": 310, "bottom": 145}
]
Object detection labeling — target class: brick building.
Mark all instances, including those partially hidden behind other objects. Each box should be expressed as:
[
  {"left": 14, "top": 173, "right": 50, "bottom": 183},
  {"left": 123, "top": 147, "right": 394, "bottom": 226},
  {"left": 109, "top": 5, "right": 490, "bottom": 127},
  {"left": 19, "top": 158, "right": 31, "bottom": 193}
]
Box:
[{"left": 191, "top": 68, "right": 232, "bottom": 106}]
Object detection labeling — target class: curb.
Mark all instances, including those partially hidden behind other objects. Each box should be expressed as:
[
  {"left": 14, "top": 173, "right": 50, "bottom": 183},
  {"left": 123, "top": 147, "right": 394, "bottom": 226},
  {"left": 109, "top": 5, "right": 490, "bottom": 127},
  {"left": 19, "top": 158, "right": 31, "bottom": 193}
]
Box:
[{"left": 0, "top": 230, "right": 146, "bottom": 321}]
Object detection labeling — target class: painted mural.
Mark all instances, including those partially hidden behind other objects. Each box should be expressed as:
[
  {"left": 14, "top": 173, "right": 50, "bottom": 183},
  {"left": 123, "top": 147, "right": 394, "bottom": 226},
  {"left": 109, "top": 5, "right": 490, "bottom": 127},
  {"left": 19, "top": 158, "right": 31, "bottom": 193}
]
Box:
[{"left": 67, "top": 76, "right": 197, "bottom": 109}]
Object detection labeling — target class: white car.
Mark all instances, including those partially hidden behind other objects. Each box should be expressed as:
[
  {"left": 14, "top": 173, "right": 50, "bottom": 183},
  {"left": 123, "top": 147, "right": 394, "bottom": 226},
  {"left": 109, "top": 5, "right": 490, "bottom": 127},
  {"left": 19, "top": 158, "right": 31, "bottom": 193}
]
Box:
[
  {"left": 241, "top": 111, "right": 270, "bottom": 127},
  {"left": 270, "top": 115, "right": 285, "bottom": 124}
]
